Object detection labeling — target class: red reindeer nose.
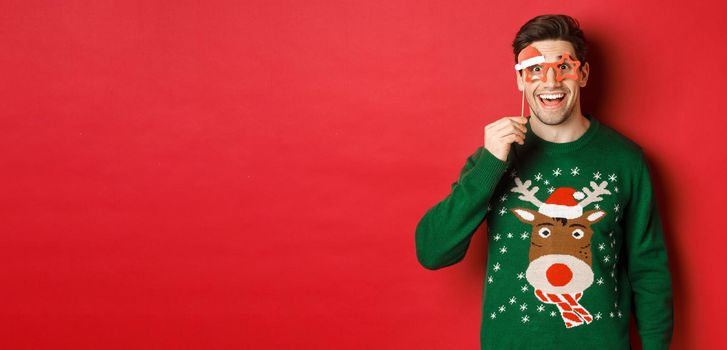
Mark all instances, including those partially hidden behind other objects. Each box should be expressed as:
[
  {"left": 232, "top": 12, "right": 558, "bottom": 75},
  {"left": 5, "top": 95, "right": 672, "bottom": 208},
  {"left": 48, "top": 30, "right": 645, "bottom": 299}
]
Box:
[{"left": 546, "top": 263, "right": 573, "bottom": 286}]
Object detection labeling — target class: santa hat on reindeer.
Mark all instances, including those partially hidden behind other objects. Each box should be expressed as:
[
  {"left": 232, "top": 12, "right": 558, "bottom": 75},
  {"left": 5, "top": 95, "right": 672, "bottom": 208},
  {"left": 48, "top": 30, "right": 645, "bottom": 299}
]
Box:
[{"left": 538, "top": 187, "right": 586, "bottom": 219}]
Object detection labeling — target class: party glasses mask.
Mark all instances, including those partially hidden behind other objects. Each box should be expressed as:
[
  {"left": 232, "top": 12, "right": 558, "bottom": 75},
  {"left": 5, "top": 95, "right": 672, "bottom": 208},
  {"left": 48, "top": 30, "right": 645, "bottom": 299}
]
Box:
[{"left": 519, "top": 53, "right": 581, "bottom": 83}]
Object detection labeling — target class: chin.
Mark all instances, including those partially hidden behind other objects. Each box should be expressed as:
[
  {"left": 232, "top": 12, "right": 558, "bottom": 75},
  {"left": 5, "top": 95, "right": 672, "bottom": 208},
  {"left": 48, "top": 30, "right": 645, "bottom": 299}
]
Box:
[
  {"left": 533, "top": 104, "right": 576, "bottom": 125},
  {"left": 534, "top": 112, "right": 569, "bottom": 126}
]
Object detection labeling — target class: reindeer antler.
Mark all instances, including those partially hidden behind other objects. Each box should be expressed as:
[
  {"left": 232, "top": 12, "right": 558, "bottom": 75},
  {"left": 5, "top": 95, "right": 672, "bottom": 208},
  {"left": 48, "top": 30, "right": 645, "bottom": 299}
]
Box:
[
  {"left": 578, "top": 181, "right": 612, "bottom": 208},
  {"left": 510, "top": 177, "right": 544, "bottom": 208}
]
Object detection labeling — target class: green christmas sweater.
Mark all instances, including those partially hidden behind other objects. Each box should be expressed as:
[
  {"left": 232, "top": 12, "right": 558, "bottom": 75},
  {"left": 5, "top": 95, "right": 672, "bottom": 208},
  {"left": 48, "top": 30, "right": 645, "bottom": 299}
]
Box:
[{"left": 415, "top": 115, "right": 674, "bottom": 350}]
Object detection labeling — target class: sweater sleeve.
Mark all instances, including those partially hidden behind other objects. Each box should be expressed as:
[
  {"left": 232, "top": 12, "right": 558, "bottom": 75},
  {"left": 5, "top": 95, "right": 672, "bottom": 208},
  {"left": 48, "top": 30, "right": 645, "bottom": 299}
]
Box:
[
  {"left": 622, "top": 151, "right": 674, "bottom": 350},
  {"left": 415, "top": 147, "right": 510, "bottom": 270}
]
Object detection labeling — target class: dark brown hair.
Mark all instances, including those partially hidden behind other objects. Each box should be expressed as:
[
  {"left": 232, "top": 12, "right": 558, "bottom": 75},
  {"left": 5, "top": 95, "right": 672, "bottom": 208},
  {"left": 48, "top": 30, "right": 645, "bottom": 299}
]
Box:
[{"left": 512, "top": 14, "right": 587, "bottom": 64}]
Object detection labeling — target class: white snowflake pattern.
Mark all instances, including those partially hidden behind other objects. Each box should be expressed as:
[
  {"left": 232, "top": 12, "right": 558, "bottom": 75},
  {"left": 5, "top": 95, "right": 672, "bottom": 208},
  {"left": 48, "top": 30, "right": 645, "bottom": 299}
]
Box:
[
  {"left": 499, "top": 246, "right": 508, "bottom": 254},
  {"left": 553, "top": 168, "right": 562, "bottom": 177},
  {"left": 493, "top": 233, "right": 501, "bottom": 241},
  {"left": 594, "top": 203, "right": 600, "bottom": 209},
  {"left": 609, "top": 173, "right": 618, "bottom": 182},
  {"left": 609, "top": 312, "right": 615, "bottom": 318},
  {"left": 595, "top": 312, "right": 602, "bottom": 320},
  {"left": 571, "top": 166, "right": 580, "bottom": 176},
  {"left": 520, "top": 231, "right": 529, "bottom": 240},
  {"left": 509, "top": 296, "right": 517, "bottom": 305},
  {"left": 550, "top": 311, "right": 557, "bottom": 317},
  {"left": 543, "top": 179, "right": 550, "bottom": 185},
  {"left": 520, "top": 303, "right": 528, "bottom": 311},
  {"left": 547, "top": 187, "right": 555, "bottom": 194},
  {"left": 506, "top": 232, "right": 514, "bottom": 239},
  {"left": 537, "top": 305, "right": 545, "bottom": 312},
  {"left": 598, "top": 243, "right": 606, "bottom": 251},
  {"left": 596, "top": 277, "right": 605, "bottom": 285},
  {"left": 499, "top": 305, "right": 506, "bottom": 313},
  {"left": 614, "top": 186, "right": 619, "bottom": 193},
  {"left": 617, "top": 310, "right": 623, "bottom": 318},
  {"left": 520, "top": 285, "right": 528, "bottom": 292},
  {"left": 614, "top": 204, "right": 620, "bottom": 213},
  {"left": 490, "top": 312, "right": 497, "bottom": 319},
  {"left": 534, "top": 173, "right": 543, "bottom": 181},
  {"left": 593, "top": 171, "right": 602, "bottom": 180},
  {"left": 500, "top": 194, "right": 508, "bottom": 202},
  {"left": 516, "top": 272, "right": 525, "bottom": 280},
  {"left": 521, "top": 315, "right": 530, "bottom": 323},
  {"left": 603, "top": 255, "right": 611, "bottom": 263},
  {"left": 499, "top": 207, "right": 507, "bottom": 216},
  {"left": 493, "top": 263, "right": 501, "bottom": 272},
  {"left": 487, "top": 276, "right": 494, "bottom": 284}
]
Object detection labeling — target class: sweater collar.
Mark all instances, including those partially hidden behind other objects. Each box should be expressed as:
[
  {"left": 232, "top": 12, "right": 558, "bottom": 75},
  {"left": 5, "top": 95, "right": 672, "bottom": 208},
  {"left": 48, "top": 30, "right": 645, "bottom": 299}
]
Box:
[{"left": 524, "top": 114, "right": 600, "bottom": 154}]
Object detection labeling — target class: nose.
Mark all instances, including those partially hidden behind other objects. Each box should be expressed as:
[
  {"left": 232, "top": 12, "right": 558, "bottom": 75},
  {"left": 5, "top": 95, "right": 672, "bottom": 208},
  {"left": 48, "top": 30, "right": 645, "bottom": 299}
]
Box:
[
  {"left": 543, "top": 67, "right": 560, "bottom": 86},
  {"left": 546, "top": 263, "right": 573, "bottom": 286}
]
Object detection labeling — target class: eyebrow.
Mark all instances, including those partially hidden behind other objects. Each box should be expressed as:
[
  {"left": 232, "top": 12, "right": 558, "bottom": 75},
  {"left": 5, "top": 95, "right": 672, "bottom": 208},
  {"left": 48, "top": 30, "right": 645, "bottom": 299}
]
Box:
[{"left": 569, "top": 223, "right": 586, "bottom": 228}]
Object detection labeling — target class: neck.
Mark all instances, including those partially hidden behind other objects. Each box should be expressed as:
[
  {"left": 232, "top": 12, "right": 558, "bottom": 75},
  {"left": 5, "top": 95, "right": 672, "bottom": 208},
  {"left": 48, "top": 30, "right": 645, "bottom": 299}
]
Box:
[{"left": 529, "top": 108, "right": 590, "bottom": 143}]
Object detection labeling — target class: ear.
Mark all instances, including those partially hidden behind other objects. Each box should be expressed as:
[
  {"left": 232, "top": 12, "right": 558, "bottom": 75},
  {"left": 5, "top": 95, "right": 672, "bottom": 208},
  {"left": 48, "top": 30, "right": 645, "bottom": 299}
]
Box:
[
  {"left": 511, "top": 207, "right": 539, "bottom": 223},
  {"left": 584, "top": 209, "right": 606, "bottom": 223},
  {"left": 515, "top": 70, "right": 524, "bottom": 92},
  {"left": 579, "top": 62, "right": 590, "bottom": 88}
]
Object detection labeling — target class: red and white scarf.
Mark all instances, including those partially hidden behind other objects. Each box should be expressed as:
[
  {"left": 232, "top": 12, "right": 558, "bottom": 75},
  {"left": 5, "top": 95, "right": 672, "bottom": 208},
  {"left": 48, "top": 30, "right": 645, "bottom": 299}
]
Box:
[{"left": 535, "top": 289, "right": 593, "bottom": 328}]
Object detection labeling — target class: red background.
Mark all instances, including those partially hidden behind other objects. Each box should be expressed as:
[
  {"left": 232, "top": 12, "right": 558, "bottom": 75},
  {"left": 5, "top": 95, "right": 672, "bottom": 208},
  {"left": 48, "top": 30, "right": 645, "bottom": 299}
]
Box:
[{"left": 1, "top": 0, "right": 724, "bottom": 349}]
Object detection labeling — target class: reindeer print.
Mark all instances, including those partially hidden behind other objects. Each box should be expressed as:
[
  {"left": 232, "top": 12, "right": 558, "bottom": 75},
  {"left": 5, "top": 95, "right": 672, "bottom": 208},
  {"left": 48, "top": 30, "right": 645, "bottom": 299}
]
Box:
[{"left": 509, "top": 176, "right": 612, "bottom": 328}]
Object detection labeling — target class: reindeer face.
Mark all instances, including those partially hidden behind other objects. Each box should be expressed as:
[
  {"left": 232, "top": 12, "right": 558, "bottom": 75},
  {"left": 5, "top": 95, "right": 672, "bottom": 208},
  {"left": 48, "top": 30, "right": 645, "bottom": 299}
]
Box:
[
  {"left": 511, "top": 207, "right": 606, "bottom": 294},
  {"left": 511, "top": 208, "right": 605, "bottom": 264}
]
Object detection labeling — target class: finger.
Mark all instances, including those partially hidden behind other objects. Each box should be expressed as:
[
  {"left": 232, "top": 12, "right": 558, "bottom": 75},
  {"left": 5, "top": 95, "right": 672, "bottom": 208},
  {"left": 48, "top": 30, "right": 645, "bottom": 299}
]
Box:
[
  {"left": 505, "top": 119, "right": 527, "bottom": 134},
  {"left": 500, "top": 126, "right": 525, "bottom": 138},
  {"left": 499, "top": 130, "right": 525, "bottom": 143},
  {"left": 486, "top": 116, "right": 527, "bottom": 134},
  {"left": 495, "top": 119, "right": 527, "bottom": 134},
  {"left": 507, "top": 116, "right": 529, "bottom": 125},
  {"left": 501, "top": 133, "right": 525, "bottom": 145},
  {"left": 509, "top": 129, "right": 526, "bottom": 140},
  {"left": 493, "top": 118, "right": 516, "bottom": 133},
  {"left": 515, "top": 121, "right": 527, "bottom": 133},
  {"left": 486, "top": 117, "right": 510, "bottom": 130}
]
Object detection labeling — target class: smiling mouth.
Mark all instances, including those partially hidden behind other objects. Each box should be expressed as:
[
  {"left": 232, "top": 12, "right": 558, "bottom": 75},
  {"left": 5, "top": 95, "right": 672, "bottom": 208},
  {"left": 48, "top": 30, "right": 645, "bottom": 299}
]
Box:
[{"left": 537, "top": 92, "right": 566, "bottom": 108}]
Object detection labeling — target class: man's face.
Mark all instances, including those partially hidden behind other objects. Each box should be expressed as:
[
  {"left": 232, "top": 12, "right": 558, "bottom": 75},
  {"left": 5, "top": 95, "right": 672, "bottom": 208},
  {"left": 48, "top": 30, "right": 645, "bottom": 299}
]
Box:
[{"left": 516, "top": 40, "right": 589, "bottom": 125}]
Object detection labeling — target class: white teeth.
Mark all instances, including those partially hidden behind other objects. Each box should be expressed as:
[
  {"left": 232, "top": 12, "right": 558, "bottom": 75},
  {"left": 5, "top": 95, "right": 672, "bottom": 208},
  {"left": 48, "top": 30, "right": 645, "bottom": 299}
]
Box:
[{"left": 539, "top": 93, "right": 565, "bottom": 100}]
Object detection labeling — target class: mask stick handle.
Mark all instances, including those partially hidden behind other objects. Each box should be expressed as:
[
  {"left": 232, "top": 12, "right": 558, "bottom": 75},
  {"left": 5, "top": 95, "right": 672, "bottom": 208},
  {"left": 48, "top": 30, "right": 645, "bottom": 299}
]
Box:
[{"left": 520, "top": 89, "right": 525, "bottom": 118}]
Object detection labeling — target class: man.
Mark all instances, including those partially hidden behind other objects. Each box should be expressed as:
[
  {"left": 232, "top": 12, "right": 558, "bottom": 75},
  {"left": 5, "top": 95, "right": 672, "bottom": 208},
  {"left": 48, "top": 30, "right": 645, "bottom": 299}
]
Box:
[{"left": 415, "top": 14, "right": 673, "bottom": 350}]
